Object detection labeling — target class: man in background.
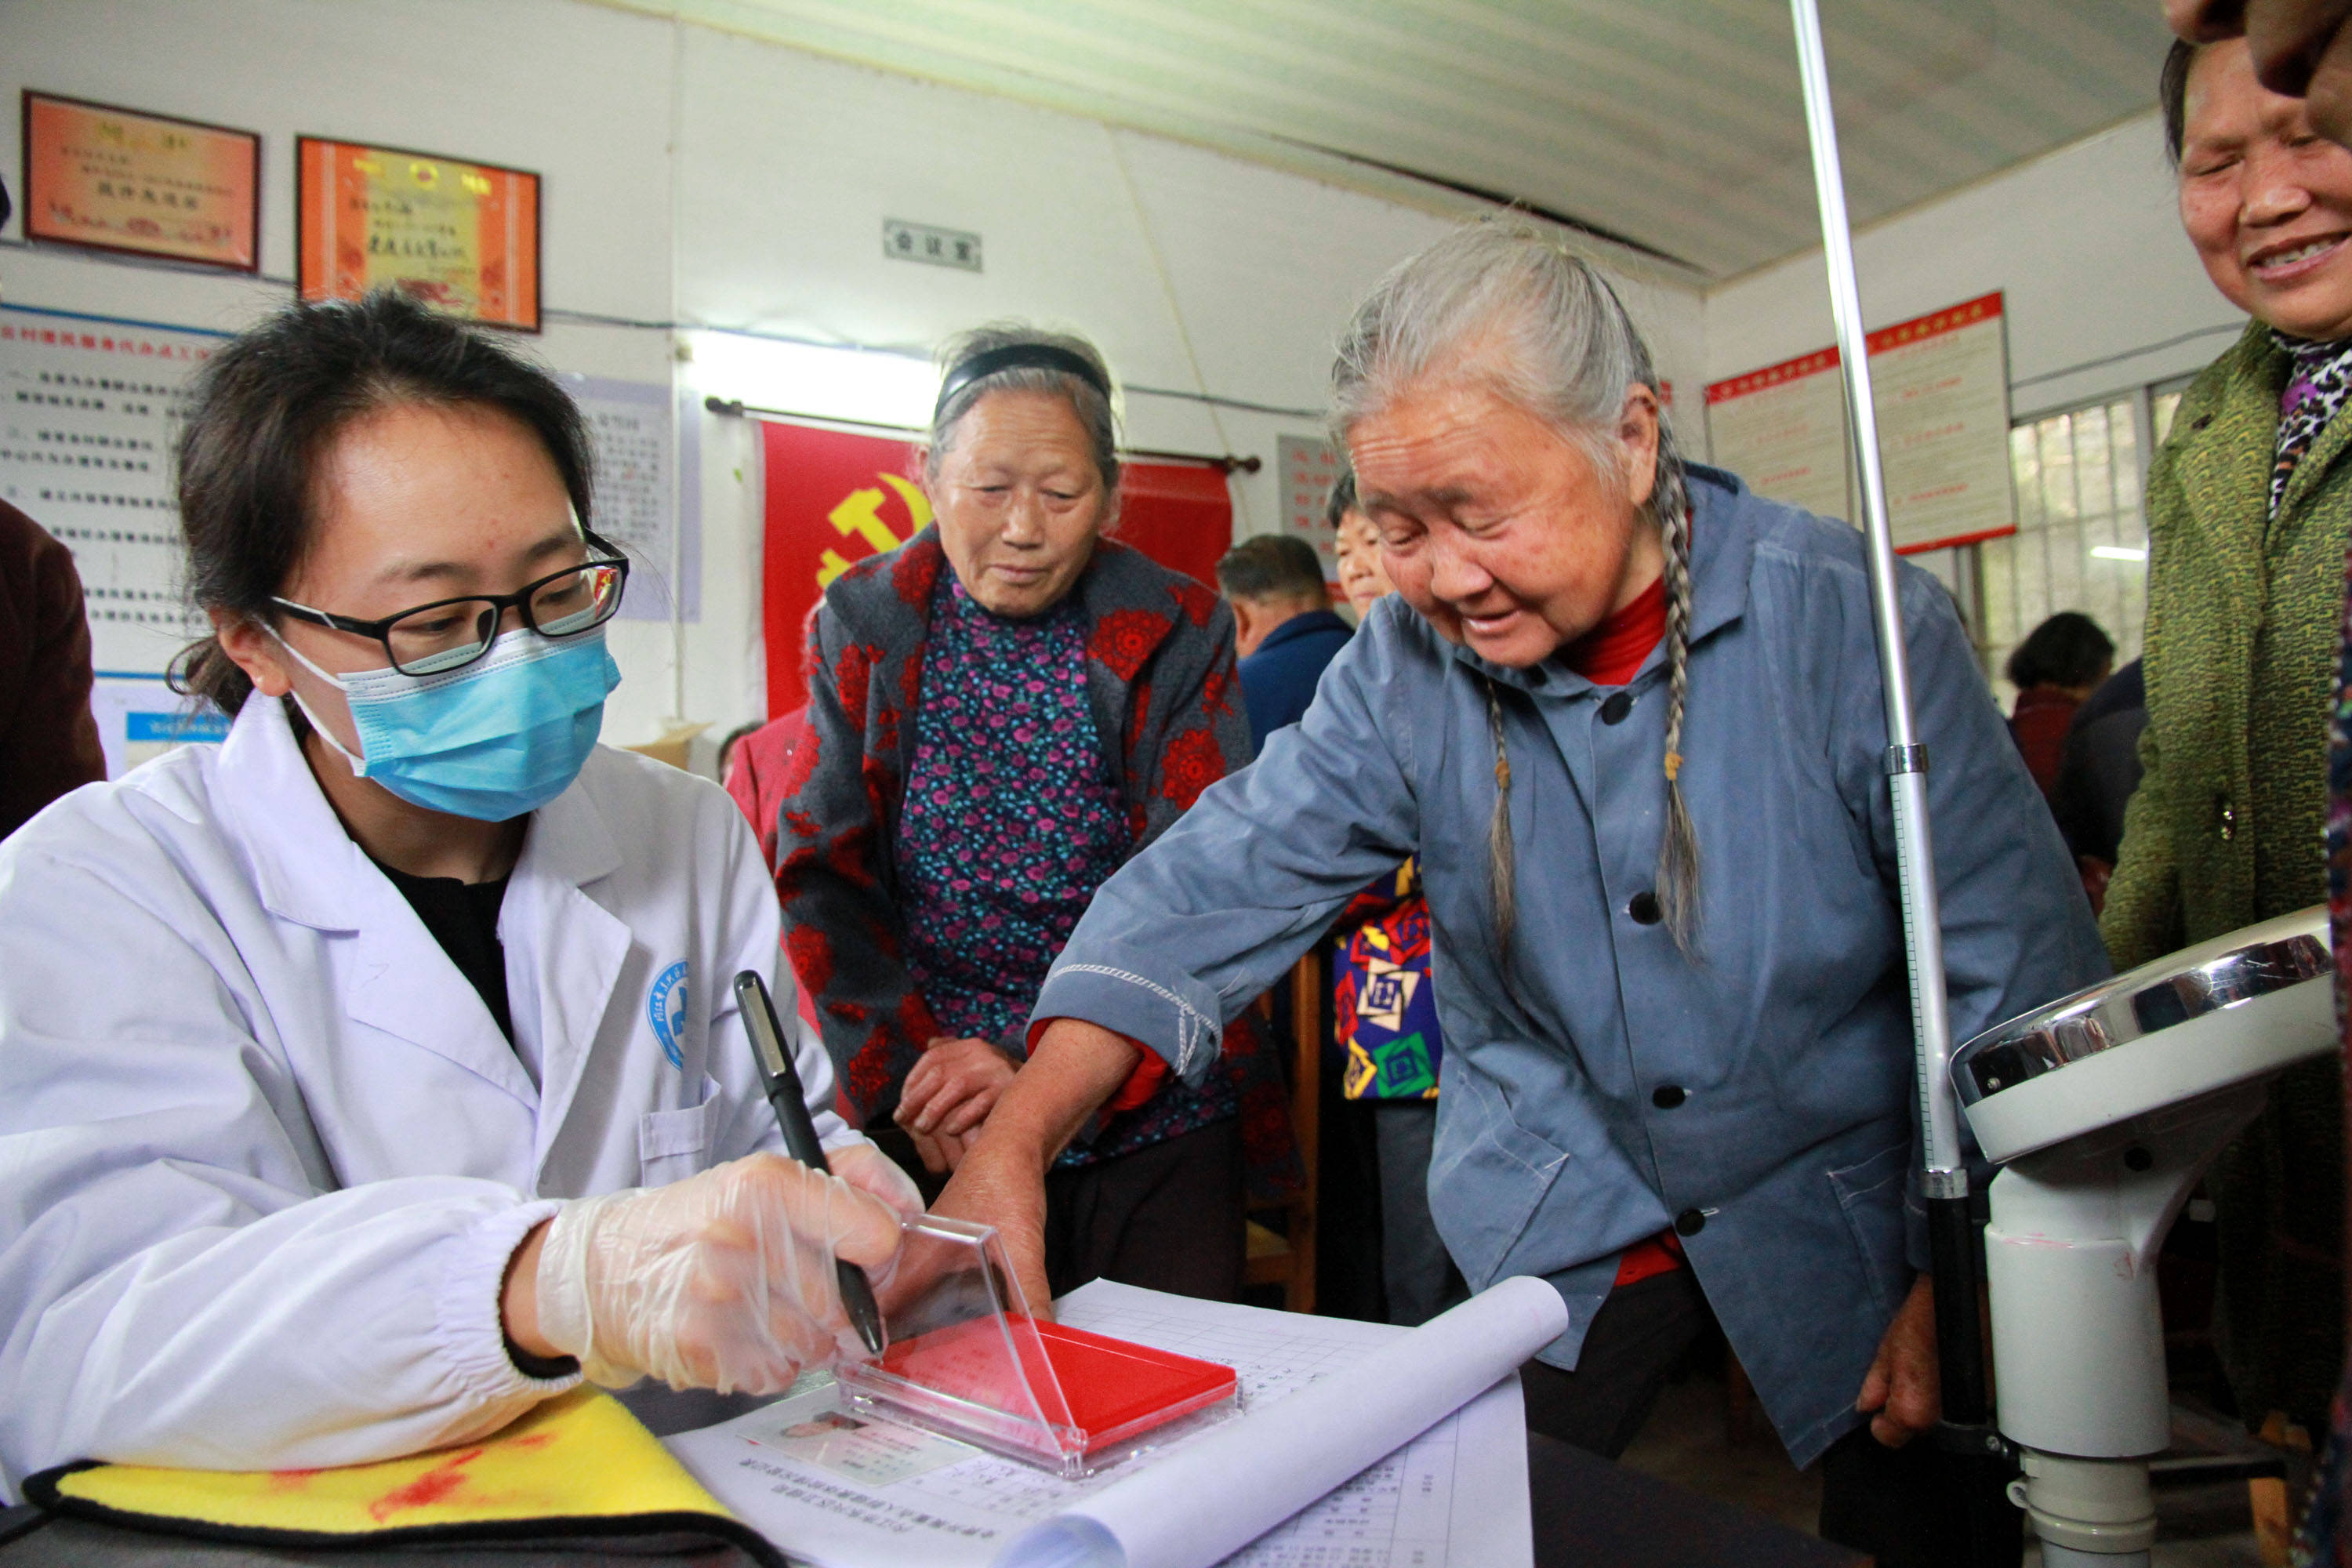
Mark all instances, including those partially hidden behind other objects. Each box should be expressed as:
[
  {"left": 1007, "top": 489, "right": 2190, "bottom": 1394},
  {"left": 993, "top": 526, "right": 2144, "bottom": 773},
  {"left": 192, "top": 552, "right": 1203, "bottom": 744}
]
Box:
[{"left": 1214, "top": 532, "right": 1352, "bottom": 753}]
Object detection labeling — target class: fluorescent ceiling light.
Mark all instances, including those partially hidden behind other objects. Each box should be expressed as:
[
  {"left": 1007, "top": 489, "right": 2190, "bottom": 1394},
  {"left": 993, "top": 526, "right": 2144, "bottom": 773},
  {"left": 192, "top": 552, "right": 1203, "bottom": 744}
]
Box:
[
  {"left": 2089, "top": 545, "right": 2147, "bottom": 562},
  {"left": 686, "top": 332, "right": 938, "bottom": 430}
]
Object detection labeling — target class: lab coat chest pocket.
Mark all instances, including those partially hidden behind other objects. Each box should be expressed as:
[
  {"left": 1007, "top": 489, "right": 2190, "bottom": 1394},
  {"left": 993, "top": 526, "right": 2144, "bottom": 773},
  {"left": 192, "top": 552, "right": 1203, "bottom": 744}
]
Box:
[
  {"left": 638, "top": 1074, "right": 724, "bottom": 1188},
  {"left": 1828, "top": 1138, "right": 1911, "bottom": 1323}
]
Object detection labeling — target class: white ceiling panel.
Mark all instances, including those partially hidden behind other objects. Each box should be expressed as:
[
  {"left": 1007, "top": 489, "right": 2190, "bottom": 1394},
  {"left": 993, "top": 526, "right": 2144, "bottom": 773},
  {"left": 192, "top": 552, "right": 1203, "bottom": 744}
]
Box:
[{"left": 589, "top": 0, "right": 2175, "bottom": 280}]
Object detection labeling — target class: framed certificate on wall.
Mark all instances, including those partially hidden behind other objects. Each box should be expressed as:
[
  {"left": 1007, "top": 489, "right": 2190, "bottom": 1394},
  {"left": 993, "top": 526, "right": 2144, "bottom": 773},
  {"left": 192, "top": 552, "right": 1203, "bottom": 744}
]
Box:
[
  {"left": 296, "top": 137, "right": 540, "bottom": 331},
  {"left": 20, "top": 92, "right": 260, "bottom": 271}
]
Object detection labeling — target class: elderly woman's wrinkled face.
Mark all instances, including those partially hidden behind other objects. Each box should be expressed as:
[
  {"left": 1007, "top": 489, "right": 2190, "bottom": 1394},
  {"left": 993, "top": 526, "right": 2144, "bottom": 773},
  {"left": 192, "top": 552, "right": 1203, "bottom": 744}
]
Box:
[
  {"left": 2180, "top": 37, "right": 2352, "bottom": 339},
  {"left": 1332, "top": 508, "right": 1394, "bottom": 619},
  {"left": 929, "top": 390, "right": 1109, "bottom": 618},
  {"left": 1347, "top": 377, "right": 1661, "bottom": 669}
]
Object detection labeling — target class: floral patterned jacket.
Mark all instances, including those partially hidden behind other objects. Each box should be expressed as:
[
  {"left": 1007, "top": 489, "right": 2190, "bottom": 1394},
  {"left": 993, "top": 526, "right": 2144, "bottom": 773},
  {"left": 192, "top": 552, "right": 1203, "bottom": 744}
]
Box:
[{"left": 774, "top": 526, "right": 1297, "bottom": 1195}]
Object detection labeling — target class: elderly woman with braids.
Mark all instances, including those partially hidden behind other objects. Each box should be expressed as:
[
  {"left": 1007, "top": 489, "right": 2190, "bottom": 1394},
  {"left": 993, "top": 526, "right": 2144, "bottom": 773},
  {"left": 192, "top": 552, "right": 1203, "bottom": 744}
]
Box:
[
  {"left": 775, "top": 325, "right": 1291, "bottom": 1306},
  {"left": 934, "top": 225, "right": 2104, "bottom": 1566}
]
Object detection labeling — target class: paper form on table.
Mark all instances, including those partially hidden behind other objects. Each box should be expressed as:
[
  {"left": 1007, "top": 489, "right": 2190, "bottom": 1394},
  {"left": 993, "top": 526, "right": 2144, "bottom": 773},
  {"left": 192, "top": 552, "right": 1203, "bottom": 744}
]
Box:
[{"left": 662, "top": 1273, "right": 1567, "bottom": 1568}]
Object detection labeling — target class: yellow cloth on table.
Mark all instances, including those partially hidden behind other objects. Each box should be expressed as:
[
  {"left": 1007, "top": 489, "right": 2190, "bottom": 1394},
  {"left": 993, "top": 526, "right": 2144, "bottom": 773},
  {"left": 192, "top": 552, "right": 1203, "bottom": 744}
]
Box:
[{"left": 23, "top": 1388, "right": 783, "bottom": 1565}]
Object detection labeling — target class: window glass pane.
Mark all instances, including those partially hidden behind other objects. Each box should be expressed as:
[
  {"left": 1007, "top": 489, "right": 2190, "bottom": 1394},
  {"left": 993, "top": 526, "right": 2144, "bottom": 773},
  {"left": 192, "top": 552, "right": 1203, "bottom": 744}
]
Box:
[
  {"left": 2039, "top": 415, "right": 2080, "bottom": 521},
  {"left": 2077, "top": 404, "right": 2112, "bottom": 503},
  {"left": 2110, "top": 399, "right": 2141, "bottom": 512},
  {"left": 1994, "top": 390, "right": 2154, "bottom": 705},
  {"left": 2010, "top": 425, "right": 2045, "bottom": 531},
  {"left": 1981, "top": 532, "right": 2018, "bottom": 654}
]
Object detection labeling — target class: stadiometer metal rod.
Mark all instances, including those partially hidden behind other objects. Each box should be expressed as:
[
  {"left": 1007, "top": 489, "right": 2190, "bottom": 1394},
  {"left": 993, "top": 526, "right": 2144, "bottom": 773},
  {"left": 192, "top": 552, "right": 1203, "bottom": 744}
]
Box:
[
  {"left": 1787, "top": 0, "right": 1963, "bottom": 1185},
  {"left": 1786, "top": 0, "right": 1998, "bottom": 1480}
]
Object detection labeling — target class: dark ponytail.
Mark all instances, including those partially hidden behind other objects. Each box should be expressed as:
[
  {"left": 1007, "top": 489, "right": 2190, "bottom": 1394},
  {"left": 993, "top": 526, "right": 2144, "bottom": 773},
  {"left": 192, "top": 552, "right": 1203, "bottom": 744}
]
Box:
[{"left": 169, "top": 289, "right": 597, "bottom": 715}]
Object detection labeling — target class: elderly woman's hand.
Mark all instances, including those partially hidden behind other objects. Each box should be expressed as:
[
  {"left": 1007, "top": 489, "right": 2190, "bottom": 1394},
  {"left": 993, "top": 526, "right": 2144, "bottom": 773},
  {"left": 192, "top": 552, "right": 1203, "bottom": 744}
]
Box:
[
  {"left": 1854, "top": 1275, "right": 1942, "bottom": 1446},
  {"left": 896, "top": 1037, "right": 1022, "bottom": 1174},
  {"left": 929, "top": 1020, "right": 1144, "bottom": 1317}
]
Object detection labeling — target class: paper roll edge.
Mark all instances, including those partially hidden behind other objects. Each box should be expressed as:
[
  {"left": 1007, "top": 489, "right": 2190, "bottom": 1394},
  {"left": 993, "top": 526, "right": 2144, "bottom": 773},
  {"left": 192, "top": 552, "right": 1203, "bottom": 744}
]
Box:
[{"left": 1458, "top": 1273, "right": 1572, "bottom": 1355}]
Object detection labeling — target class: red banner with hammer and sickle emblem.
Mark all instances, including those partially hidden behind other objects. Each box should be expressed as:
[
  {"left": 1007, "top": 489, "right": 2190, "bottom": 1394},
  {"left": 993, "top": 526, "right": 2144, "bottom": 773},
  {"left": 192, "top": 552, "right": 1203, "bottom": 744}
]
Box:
[{"left": 759, "top": 418, "right": 1235, "bottom": 717}]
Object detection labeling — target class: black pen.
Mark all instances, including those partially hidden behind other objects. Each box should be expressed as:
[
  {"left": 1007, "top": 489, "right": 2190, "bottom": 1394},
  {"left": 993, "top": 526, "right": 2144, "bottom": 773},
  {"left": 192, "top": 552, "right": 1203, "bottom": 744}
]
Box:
[{"left": 732, "top": 969, "right": 887, "bottom": 1356}]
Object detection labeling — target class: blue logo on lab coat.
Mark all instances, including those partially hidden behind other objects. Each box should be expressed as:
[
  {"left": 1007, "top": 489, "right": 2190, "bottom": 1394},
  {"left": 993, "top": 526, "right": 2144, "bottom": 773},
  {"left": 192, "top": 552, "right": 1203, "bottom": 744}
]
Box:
[{"left": 649, "top": 961, "right": 688, "bottom": 1069}]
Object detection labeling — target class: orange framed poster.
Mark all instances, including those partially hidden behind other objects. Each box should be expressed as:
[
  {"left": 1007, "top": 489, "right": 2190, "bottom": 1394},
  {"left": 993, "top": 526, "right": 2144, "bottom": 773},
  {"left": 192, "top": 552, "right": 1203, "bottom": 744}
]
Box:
[
  {"left": 296, "top": 137, "right": 539, "bottom": 331},
  {"left": 21, "top": 92, "right": 260, "bottom": 271}
]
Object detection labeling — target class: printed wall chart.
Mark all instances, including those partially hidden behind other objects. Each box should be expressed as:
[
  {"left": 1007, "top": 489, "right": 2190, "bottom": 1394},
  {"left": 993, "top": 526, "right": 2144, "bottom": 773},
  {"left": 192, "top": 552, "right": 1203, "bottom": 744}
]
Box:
[
  {"left": 1278, "top": 434, "right": 1343, "bottom": 579},
  {"left": 0, "top": 303, "right": 220, "bottom": 674},
  {"left": 1706, "top": 292, "right": 2014, "bottom": 553},
  {"left": 564, "top": 374, "right": 698, "bottom": 623}
]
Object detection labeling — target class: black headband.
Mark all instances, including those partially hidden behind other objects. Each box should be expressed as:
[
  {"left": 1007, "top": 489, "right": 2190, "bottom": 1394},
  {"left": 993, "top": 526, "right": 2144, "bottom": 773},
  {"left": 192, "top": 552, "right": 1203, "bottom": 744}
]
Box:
[{"left": 933, "top": 343, "right": 1110, "bottom": 419}]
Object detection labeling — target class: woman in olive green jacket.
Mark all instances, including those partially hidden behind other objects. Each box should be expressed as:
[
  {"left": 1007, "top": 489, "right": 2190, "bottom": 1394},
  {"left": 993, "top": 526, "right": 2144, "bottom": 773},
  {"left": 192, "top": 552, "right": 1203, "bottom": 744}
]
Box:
[{"left": 2106, "top": 37, "right": 2352, "bottom": 1431}]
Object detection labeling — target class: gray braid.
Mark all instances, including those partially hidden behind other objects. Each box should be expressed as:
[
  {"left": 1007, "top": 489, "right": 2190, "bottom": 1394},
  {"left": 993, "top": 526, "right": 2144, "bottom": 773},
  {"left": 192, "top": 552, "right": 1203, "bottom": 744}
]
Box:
[
  {"left": 1650, "top": 411, "right": 1701, "bottom": 953},
  {"left": 1482, "top": 676, "right": 1517, "bottom": 954}
]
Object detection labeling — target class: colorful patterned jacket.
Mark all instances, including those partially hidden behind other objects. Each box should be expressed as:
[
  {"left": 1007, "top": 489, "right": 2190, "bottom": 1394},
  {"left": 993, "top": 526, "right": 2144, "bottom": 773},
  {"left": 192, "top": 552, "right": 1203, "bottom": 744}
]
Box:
[
  {"left": 774, "top": 526, "right": 1297, "bottom": 1195},
  {"left": 1333, "top": 859, "right": 1444, "bottom": 1101}
]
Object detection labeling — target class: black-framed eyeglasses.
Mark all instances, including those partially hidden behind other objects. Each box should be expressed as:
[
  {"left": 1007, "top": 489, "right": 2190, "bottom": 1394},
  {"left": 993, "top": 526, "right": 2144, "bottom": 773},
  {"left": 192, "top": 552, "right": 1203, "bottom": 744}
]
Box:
[{"left": 272, "top": 552, "right": 631, "bottom": 677}]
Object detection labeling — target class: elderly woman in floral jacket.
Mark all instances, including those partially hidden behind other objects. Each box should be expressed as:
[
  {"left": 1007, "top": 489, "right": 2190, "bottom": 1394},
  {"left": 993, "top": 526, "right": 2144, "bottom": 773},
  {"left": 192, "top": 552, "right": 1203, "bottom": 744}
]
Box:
[{"left": 775, "top": 325, "right": 1292, "bottom": 1304}]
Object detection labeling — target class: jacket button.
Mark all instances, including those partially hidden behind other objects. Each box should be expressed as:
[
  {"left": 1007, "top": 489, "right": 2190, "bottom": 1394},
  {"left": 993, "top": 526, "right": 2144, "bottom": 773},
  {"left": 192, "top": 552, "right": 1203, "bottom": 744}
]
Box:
[
  {"left": 1674, "top": 1208, "right": 1706, "bottom": 1237},
  {"left": 1628, "top": 891, "right": 1662, "bottom": 925},
  {"left": 2216, "top": 798, "right": 2236, "bottom": 841},
  {"left": 1599, "top": 691, "right": 1634, "bottom": 724},
  {"left": 1653, "top": 1084, "right": 1686, "bottom": 1109}
]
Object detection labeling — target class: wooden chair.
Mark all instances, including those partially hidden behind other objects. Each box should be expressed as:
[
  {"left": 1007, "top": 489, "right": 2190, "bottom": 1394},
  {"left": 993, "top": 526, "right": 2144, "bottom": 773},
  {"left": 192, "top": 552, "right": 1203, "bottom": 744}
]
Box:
[{"left": 1243, "top": 949, "right": 1322, "bottom": 1313}]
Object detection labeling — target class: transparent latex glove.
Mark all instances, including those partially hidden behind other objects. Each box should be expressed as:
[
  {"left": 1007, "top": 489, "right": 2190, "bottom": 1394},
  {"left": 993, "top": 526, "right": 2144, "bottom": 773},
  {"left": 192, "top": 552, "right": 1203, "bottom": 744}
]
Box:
[{"left": 535, "top": 1149, "right": 911, "bottom": 1393}]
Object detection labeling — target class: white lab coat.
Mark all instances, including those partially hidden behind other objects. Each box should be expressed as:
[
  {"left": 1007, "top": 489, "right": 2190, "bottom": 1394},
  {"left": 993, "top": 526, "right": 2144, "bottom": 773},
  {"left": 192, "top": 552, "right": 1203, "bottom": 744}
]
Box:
[{"left": 0, "top": 695, "right": 858, "bottom": 1500}]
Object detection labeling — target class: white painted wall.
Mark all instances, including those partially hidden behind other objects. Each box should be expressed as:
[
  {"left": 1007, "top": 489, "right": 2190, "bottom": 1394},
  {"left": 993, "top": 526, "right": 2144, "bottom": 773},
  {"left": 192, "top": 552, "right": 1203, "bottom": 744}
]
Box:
[
  {"left": 0, "top": 0, "right": 1702, "bottom": 751},
  {"left": 1702, "top": 110, "right": 2243, "bottom": 423}
]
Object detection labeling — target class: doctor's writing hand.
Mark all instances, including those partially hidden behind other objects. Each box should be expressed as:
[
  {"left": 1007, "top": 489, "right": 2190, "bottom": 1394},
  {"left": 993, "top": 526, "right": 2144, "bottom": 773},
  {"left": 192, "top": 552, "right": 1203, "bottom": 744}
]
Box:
[
  {"left": 897, "top": 1037, "right": 1021, "bottom": 1174},
  {"left": 521, "top": 1152, "right": 907, "bottom": 1395},
  {"left": 1855, "top": 1274, "right": 1942, "bottom": 1447}
]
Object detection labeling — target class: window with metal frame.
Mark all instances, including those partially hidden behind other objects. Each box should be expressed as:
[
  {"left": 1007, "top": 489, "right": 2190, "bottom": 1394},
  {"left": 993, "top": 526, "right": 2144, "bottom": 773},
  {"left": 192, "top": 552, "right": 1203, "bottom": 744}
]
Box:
[{"left": 1976, "top": 393, "right": 2155, "bottom": 702}]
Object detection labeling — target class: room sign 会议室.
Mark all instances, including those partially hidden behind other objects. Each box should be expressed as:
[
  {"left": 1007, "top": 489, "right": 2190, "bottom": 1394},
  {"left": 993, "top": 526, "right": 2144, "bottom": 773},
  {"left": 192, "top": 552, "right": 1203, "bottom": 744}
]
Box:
[
  {"left": 296, "top": 138, "right": 541, "bottom": 331},
  {"left": 883, "top": 219, "right": 982, "bottom": 273},
  {"left": 20, "top": 92, "right": 260, "bottom": 271}
]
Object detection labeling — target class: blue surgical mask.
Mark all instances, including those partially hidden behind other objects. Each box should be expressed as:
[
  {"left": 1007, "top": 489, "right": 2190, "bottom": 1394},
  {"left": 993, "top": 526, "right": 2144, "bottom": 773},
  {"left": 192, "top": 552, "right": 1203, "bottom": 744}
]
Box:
[{"left": 273, "top": 624, "right": 622, "bottom": 821}]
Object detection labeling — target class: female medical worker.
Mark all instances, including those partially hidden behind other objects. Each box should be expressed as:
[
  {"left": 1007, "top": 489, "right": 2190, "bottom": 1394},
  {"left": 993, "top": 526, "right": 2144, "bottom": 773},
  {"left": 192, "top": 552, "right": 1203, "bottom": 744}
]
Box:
[
  {"left": 0, "top": 291, "right": 917, "bottom": 1501},
  {"left": 934, "top": 222, "right": 2109, "bottom": 1567}
]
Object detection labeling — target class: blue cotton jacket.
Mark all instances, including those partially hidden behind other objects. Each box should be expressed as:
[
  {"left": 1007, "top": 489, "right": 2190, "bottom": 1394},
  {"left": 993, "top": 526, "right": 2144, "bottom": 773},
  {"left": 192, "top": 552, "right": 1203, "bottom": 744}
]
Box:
[
  {"left": 1237, "top": 608, "right": 1354, "bottom": 753},
  {"left": 1032, "top": 466, "right": 2108, "bottom": 1466}
]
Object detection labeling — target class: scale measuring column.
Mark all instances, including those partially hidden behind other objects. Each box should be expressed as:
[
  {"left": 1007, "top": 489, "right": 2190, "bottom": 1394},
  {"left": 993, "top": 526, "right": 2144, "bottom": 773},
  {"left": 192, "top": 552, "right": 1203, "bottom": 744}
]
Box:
[{"left": 1783, "top": 0, "right": 2006, "bottom": 1559}]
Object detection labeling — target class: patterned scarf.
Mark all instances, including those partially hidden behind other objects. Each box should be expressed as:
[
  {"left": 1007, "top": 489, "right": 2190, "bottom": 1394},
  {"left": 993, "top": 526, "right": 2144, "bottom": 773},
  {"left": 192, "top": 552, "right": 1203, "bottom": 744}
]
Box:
[{"left": 2271, "top": 331, "right": 2352, "bottom": 518}]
